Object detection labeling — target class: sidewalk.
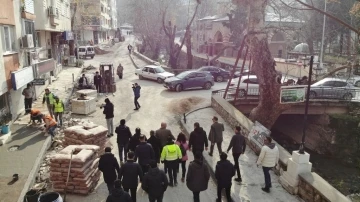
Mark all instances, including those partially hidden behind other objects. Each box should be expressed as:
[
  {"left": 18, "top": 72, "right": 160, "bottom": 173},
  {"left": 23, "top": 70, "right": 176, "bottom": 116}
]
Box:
[
  {"left": 181, "top": 107, "right": 302, "bottom": 202},
  {"left": 0, "top": 66, "right": 83, "bottom": 202}
]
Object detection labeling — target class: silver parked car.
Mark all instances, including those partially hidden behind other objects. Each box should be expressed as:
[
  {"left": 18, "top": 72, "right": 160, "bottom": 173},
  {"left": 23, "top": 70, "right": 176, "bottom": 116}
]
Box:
[{"left": 309, "top": 78, "right": 358, "bottom": 100}]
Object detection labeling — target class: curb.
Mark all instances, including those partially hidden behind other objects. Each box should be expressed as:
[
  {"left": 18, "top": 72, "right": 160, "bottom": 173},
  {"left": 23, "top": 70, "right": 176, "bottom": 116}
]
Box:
[
  {"left": 129, "top": 53, "right": 139, "bottom": 69},
  {"left": 17, "top": 67, "right": 84, "bottom": 202}
]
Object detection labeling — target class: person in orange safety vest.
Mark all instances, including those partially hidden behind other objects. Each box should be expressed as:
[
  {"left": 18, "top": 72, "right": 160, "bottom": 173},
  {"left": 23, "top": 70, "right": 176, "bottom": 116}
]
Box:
[{"left": 41, "top": 114, "right": 57, "bottom": 138}]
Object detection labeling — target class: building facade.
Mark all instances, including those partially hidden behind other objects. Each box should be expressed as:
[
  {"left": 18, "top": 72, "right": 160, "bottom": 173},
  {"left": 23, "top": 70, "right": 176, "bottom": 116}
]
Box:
[{"left": 72, "top": 0, "right": 118, "bottom": 45}]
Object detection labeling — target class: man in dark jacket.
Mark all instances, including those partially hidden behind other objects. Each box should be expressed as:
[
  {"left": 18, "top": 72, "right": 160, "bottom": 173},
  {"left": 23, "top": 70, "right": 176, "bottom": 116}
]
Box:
[
  {"left": 186, "top": 152, "right": 210, "bottom": 202},
  {"left": 208, "top": 116, "right": 225, "bottom": 156},
  {"left": 106, "top": 179, "right": 132, "bottom": 202},
  {"left": 215, "top": 152, "right": 235, "bottom": 202},
  {"left": 78, "top": 74, "right": 88, "bottom": 89},
  {"left": 135, "top": 134, "right": 155, "bottom": 174},
  {"left": 189, "top": 122, "right": 209, "bottom": 157},
  {"left": 132, "top": 83, "right": 141, "bottom": 110},
  {"left": 93, "top": 71, "right": 102, "bottom": 93},
  {"left": 102, "top": 98, "right": 114, "bottom": 137},
  {"left": 142, "top": 160, "right": 168, "bottom": 202},
  {"left": 227, "top": 126, "right": 246, "bottom": 182},
  {"left": 98, "top": 147, "right": 121, "bottom": 194},
  {"left": 155, "top": 122, "right": 175, "bottom": 148},
  {"left": 119, "top": 151, "right": 143, "bottom": 202},
  {"left": 128, "top": 128, "right": 147, "bottom": 152},
  {"left": 115, "top": 119, "right": 132, "bottom": 164},
  {"left": 148, "top": 130, "right": 161, "bottom": 163}
]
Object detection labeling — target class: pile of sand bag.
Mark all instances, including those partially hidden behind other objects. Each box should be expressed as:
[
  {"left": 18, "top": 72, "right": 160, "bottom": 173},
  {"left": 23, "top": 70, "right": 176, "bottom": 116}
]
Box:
[
  {"left": 50, "top": 145, "right": 101, "bottom": 195},
  {"left": 63, "top": 123, "right": 108, "bottom": 153}
]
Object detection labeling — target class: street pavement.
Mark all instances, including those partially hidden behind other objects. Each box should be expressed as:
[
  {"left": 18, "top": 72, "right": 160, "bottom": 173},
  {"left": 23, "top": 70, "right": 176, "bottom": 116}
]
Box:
[
  {"left": 181, "top": 108, "right": 303, "bottom": 202},
  {"left": 0, "top": 66, "right": 83, "bottom": 202},
  {"left": 65, "top": 36, "right": 229, "bottom": 202}
]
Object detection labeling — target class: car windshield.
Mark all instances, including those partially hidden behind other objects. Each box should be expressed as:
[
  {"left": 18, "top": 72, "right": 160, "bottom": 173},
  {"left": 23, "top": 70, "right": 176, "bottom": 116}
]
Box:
[
  {"left": 176, "top": 71, "right": 191, "bottom": 79},
  {"left": 155, "top": 67, "right": 165, "bottom": 73}
]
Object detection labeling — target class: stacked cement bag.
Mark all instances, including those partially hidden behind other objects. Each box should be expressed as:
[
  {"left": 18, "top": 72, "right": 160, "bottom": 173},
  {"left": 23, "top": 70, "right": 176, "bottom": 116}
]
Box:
[
  {"left": 50, "top": 145, "right": 101, "bottom": 195},
  {"left": 63, "top": 124, "right": 108, "bottom": 152}
]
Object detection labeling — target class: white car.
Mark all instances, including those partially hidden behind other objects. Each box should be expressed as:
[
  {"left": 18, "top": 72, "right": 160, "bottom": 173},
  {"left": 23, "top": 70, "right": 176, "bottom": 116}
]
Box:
[
  {"left": 230, "top": 75, "right": 260, "bottom": 96},
  {"left": 78, "top": 46, "right": 95, "bottom": 59},
  {"left": 135, "top": 65, "right": 174, "bottom": 83}
]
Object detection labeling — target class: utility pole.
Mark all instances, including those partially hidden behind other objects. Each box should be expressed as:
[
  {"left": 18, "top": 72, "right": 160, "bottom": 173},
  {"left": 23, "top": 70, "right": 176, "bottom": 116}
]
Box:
[{"left": 319, "top": 0, "right": 327, "bottom": 69}]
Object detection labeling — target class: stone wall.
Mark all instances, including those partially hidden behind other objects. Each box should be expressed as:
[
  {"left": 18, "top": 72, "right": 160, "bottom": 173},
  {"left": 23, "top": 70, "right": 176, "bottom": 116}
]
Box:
[{"left": 298, "top": 173, "right": 351, "bottom": 202}]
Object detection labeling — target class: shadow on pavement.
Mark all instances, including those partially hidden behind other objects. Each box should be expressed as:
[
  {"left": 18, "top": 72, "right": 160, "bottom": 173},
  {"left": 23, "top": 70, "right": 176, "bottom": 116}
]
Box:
[{"left": 7, "top": 124, "right": 45, "bottom": 150}]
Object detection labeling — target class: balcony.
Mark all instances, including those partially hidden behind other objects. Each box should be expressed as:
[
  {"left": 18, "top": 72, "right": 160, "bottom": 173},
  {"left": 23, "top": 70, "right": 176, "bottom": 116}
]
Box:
[{"left": 48, "top": 6, "right": 59, "bottom": 26}]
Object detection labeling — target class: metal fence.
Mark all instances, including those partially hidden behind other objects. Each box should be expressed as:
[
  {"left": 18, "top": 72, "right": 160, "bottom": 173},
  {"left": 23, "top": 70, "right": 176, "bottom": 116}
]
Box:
[{"left": 212, "top": 87, "right": 360, "bottom": 102}]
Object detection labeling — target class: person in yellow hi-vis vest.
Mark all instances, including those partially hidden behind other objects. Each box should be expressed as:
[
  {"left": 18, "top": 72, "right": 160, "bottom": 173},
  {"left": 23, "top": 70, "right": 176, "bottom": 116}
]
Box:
[
  {"left": 160, "top": 136, "right": 182, "bottom": 187},
  {"left": 53, "top": 96, "right": 64, "bottom": 126},
  {"left": 42, "top": 88, "right": 55, "bottom": 118},
  {"left": 41, "top": 114, "right": 57, "bottom": 138}
]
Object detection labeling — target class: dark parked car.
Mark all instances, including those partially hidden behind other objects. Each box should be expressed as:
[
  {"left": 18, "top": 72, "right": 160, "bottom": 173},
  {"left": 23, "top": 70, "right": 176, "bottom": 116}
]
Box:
[
  {"left": 164, "top": 71, "right": 214, "bottom": 92},
  {"left": 197, "top": 66, "right": 230, "bottom": 82}
]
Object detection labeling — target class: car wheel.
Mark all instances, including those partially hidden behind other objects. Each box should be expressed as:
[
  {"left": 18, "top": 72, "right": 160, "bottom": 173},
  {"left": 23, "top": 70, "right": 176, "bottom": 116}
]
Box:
[
  {"left": 157, "top": 78, "right": 163, "bottom": 84},
  {"left": 204, "top": 82, "right": 212, "bottom": 90},
  {"left": 91, "top": 56, "right": 94, "bottom": 59},
  {"left": 238, "top": 89, "right": 246, "bottom": 97},
  {"left": 216, "top": 76, "right": 224, "bottom": 82},
  {"left": 343, "top": 93, "right": 353, "bottom": 100},
  {"left": 176, "top": 84, "right": 183, "bottom": 92},
  {"left": 139, "top": 75, "right": 144, "bottom": 80},
  {"left": 309, "top": 91, "right": 316, "bottom": 99}
]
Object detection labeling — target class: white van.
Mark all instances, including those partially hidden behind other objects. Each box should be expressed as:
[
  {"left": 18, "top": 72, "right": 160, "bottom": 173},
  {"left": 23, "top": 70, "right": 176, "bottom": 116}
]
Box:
[{"left": 78, "top": 46, "right": 95, "bottom": 59}]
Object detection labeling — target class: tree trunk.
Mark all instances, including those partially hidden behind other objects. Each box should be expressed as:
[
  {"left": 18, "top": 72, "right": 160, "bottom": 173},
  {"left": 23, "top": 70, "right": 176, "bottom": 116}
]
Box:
[
  {"left": 185, "top": 30, "right": 193, "bottom": 69},
  {"left": 168, "top": 53, "right": 178, "bottom": 69},
  {"left": 339, "top": 32, "right": 344, "bottom": 55},
  {"left": 306, "top": 38, "right": 314, "bottom": 55},
  {"left": 346, "top": 29, "right": 351, "bottom": 56},
  {"left": 237, "top": 0, "right": 290, "bottom": 129}
]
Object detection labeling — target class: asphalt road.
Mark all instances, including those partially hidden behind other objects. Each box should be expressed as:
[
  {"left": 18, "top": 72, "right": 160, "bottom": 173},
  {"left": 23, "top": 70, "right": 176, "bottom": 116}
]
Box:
[{"left": 66, "top": 37, "right": 231, "bottom": 202}]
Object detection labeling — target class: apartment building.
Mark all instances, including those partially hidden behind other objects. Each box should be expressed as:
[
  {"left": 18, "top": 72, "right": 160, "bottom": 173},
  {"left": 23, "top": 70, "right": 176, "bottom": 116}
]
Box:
[
  {"left": 34, "top": 0, "right": 72, "bottom": 77},
  {"left": 0, "top": 0, "right": 37, "bottom": 120},
  {"left": 72, "top": 0, "right": 117, "bottom": 45}
]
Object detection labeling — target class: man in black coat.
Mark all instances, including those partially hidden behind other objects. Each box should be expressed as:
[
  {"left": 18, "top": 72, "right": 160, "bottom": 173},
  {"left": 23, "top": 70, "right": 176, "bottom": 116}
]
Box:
[
  {"left": 102, "top": 98, "right": 114, "bottom": 137},
  {"left": 98, "top": 147, "right": 121, "bottom": 194},
  {"left": 93, "top": 71, "right": 102, "bottom": 93},
  {"left": 128, "top": 128, "right": 147, "bottom": 152},
  {"left": 106, "top": 179, "right": 132, "bottom": 202},
  {"left": 215, "top": 152, "right": 235, "bottom": 202},
  {"left": 115, "top": 119, "right": 132, "bottom": 164},
  {"left": 227, "top": 126, "right": 246, "bottom": 182},
  {"left": 147, "top": 130, "right": 161, "bottom": 163},
  {"left": 189, "top": 122, "right": 209, "bottom": 157},
  {"left": 135, "top": 134, "right": 155, "bottom": 174},
  {"left": 119, "top": 151, "right": 143, "bottom": 202},
  {"left": 142, "top": 160, "right": 168, "bottom": 202}
]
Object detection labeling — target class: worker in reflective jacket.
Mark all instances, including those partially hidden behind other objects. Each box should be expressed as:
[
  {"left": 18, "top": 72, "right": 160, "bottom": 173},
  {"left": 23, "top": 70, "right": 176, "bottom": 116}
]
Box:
[
  {"left": 41, "top": 114, "right": 57, "bottom": 138},
  {"left": 42, "top": 88, "right": 55, "bottom": 118},
  {"left": 52, "top": 96, "right": 64, "bottom": 126},
  {"left": 29, "top": 108, "right": 43, "bottom": 124}
]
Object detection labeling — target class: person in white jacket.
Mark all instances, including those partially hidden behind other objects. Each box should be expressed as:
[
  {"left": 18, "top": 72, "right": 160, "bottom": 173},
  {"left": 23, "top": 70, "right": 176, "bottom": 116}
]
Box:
[{"left": 256, "top": 136, "right": 279, "bottom": 193}]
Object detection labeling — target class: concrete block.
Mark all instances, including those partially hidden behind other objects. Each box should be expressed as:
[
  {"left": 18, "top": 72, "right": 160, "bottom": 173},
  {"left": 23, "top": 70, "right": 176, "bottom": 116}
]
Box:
[
  {"left": 291, "top": 150, "right": 310, "bottom": 164},
  {"left": 0, "top": 131, "right": 12, "bottom": 145},
  {"left": 71, "top": 97, "right": 96, "bottom": 115},
  {"left": 287, "top": 158, "right": 312, "bottom": 179},
  {"left": 280, "top": 173, "right": 299, "bottom": 195}
]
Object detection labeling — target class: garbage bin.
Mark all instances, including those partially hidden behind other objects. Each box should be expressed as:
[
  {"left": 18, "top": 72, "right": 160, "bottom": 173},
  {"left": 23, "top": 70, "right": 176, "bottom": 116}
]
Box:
[
  {"left": 1, "top": 124, "right": 9, "bottom": 134},
  {"left": 24, "top": 190, "right": 39, "bottom": 202},
  {"left": 38, "top": 192, "right": 63, "bottom": 202}
]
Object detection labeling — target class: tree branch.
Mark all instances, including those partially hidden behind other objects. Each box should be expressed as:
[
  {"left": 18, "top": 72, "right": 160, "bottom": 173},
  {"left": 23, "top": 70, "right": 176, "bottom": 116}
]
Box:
[
  {"left": 162, "top": 9, "right": 171, "bottom": 37},
  {"left": 293, "top": 0, "right": 360, "bottom": 35}
]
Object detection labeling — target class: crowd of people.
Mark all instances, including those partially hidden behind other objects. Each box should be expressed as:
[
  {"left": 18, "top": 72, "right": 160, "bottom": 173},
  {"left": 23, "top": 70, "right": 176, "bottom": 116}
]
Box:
[{"left": 97, "top": 111, "right": 280, "bottom": 202}]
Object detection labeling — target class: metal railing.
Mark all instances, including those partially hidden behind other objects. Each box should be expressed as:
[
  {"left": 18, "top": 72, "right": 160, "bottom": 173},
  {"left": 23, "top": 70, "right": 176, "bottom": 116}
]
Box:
[{"left": 213, "top": 87, "right": 360, "bottom": 102}]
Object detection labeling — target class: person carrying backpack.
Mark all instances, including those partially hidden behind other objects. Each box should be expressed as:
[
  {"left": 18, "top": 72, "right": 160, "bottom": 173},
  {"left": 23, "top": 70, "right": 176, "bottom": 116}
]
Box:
[
  {"left": 160, "top": 136, "right": 182, "bottom": 187},
  {"left": 175, "top": 132, "right": 189, "bottom": 182}
]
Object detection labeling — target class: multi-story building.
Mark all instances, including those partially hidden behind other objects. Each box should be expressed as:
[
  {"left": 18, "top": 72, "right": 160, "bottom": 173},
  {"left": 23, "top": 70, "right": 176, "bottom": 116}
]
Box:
[
  {"left": 34, "top": 0, "right": 72, "bottom": 77},
  {"left": 0, "top": 0, "right": 36, "bottom": 120},
  {"left": 72, "top": 0, "right": 117, "bottom": 45}
]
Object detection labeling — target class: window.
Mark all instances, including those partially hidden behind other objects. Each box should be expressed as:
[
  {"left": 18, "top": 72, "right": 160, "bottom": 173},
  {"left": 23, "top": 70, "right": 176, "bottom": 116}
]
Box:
[
  {"left": 142, "top": 67, "right": 148, "bottom": 72},
  {"left": 149, "top": 68, "right": 155, "bottom": 73},
  {"left": 188, "top": 73, "right": 196, "bottom": 78},
  {"left": 196, "top": 73, "right": 205, "bottom": 78},
  {"left": 355, "top": 81, "right": 360, "bottom": 87},
  {"left": 334, "top": 81, "right": 347, "bottom": 87},
  {"left": 24, "top": 20, "right": 36, "bottom": 46},
  {"left": 1, "top": 26, "right": 16, "bottom": 53},
  {"left": 322, "top": 81, "right": 335, "bottom": 87}
]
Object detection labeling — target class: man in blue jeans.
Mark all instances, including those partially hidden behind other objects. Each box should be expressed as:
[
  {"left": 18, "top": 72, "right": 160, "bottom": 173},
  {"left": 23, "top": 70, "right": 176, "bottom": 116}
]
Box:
[
  {"left": 132, "top": 83, "right": 141, "bottom": 110},
  {"left": 256, "top": 136, "right": 279, "bottom": 193}
]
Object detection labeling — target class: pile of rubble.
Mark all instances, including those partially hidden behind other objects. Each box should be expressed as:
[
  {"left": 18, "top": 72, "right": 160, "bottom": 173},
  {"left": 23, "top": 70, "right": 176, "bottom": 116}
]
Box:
[{"left": 50, "top": 145, "right": 101, "bottom": 195}]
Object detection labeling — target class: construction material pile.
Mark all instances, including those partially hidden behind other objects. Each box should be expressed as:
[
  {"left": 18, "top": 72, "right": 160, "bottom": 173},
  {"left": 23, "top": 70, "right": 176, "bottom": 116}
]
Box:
[
  {"left": 94, "top": 47, "right": 111, "bottom": 55},
  {"left": 50, "top": 145, "right": 101, "bottom": 194},
  {"left": 63, "top": 123, "right": 108, "bottom": 153}
]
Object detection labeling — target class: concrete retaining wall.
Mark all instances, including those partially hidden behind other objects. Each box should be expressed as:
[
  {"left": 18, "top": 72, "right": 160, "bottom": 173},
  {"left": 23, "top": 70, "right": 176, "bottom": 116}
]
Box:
[{"left": 210, "top": 94, "right": 350, "bottom": 202}]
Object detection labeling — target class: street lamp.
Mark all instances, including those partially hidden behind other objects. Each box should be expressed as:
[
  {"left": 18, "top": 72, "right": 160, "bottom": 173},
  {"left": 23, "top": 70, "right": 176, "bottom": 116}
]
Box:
[{"left": 299, "top": 55, "right": 314, "bottom": 154}]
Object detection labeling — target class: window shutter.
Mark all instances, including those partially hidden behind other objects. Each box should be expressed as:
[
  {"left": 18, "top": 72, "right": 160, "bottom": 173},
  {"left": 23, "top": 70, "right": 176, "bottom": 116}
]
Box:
[{"left": 24, "top": 0, "right": 35, "bottom": 14}]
